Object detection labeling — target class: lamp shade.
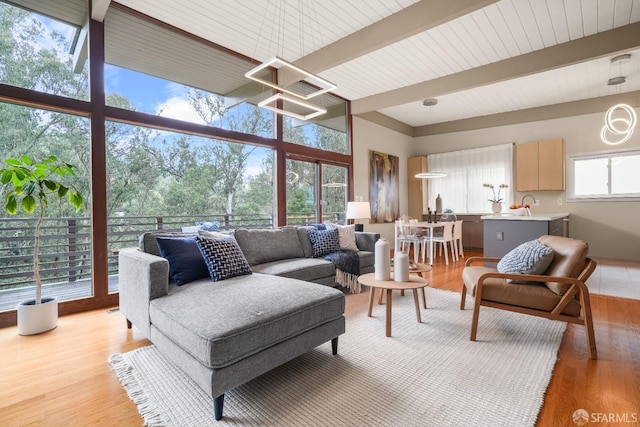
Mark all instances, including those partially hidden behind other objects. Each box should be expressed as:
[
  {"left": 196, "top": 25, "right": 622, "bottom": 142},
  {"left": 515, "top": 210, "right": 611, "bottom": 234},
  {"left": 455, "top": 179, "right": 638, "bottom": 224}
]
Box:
[
  {"left": 346, "top": 202, "right": 371, "bottom": 220},
  {"left": 346, "top": 201, "right": 371, "bottom": 232}
]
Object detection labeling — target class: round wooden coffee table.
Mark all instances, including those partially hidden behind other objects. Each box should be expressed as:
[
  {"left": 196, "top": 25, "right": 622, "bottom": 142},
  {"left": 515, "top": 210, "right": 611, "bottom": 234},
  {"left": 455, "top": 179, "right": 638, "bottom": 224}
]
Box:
[
  {"left": 358, "top": 272, "right": 427, "bottom": 337},
  {"left": 386, "top": 263, "right": 433, "bottom": 308}
]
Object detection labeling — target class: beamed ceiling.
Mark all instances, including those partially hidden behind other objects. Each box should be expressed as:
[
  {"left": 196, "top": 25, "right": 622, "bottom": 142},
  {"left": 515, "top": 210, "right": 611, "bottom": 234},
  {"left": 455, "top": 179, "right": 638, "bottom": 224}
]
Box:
[{"left": 21, "top": 0, "right": 640, "bottom": 136}]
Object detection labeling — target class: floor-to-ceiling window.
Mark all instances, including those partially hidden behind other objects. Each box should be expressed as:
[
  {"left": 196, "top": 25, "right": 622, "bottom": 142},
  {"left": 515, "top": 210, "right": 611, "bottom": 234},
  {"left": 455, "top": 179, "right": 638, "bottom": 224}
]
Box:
[{"left": 0, "top": 0, "right": 352, "bottom": 326}]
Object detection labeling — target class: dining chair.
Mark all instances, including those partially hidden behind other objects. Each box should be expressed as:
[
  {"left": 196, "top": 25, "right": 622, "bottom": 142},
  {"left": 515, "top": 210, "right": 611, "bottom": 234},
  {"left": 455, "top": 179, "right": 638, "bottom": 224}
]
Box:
[
  {"left": 395, "top": 217, "right": 420, "bottom": 264},
  {"left": 453, "top": 220, "right": 464, "bottom": 260},
  {"left": 431, "top": 221, "right": 456, "bottom": 265}
]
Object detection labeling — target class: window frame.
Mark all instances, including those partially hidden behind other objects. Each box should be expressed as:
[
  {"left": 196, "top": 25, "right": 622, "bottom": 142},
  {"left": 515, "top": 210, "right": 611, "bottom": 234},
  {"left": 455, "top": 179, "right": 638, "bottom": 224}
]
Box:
[{"left": 567, "top": 147, "right": 640, "bottom": 202}]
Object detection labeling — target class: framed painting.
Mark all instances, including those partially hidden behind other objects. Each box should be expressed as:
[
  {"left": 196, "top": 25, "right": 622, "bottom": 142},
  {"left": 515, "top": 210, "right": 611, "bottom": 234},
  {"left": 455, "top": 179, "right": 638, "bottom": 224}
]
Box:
[{"left": 368, "top": 150, "right": 399, "bottom": 223}]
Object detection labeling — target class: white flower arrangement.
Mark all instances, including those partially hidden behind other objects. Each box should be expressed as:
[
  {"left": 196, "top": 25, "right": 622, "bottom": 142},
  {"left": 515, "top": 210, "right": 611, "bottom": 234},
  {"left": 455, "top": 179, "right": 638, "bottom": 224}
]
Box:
[{"left": 483, "top": 183, "right": 509, "bottom": 203}]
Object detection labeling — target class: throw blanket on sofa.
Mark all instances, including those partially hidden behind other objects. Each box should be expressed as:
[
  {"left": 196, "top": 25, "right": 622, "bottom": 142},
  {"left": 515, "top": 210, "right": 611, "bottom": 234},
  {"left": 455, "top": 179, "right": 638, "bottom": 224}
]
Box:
[{"left": 324, "top": 250, "right": 360, "bottom": 293}]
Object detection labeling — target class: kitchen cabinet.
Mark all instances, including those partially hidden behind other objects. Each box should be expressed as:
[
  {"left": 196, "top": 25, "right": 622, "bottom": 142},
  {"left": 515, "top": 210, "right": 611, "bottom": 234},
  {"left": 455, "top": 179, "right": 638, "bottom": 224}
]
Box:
[
  {"left": 515, "top": 138, "right": 565, "bottom": 191},
  {"left": 456, "top": 215, "right": 483, "bottom": 250},
  {"left": 407, "top": 156, "right": 428, "bottom": 219}
]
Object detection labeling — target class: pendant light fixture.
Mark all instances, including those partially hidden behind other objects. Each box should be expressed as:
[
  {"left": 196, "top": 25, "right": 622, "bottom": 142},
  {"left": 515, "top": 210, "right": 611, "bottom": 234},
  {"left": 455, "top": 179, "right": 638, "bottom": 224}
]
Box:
[
  {"left": 247, "top": 1, "right": 335, "bottom": 121},
  {"left": 416, "top": 99, "right": 447, "bottom": 178},
  {"left": 601, "top": 54, "right": 636, "bottom": 145}
]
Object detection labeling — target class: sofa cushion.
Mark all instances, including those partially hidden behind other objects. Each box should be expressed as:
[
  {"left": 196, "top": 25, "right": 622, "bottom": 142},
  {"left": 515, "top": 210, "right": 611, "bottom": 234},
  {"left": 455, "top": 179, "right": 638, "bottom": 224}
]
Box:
[
  {"left": 497, "top": 239, "right": 554, "bottom": 283},
  {"left": 357, "top": 250, "right": 375, "bottom": 269},
  {"left": 149, "top": 273, "right": 345, "bottom": 369},
  {"left": 462, "top": 266, "right": 581, "bottom": 316},
  {"left": 155, "top": 236, "right": 209, "bottom": 286},
  {"left": 325, "top": 222, "right": 359, "bottom": 251},
  {"left": 234, "top": 228, "right": 305, "bottom": 266},
  {"left": 139, "top": 231, "right": 197, "bottom": 256},
  {"left": 296, "top": 226, "right": 315, "bottom": 258},
  {"left": 252, "top": 258, "right": 336, "bottom": 282},
  {"left": 539, "top": 235, "right": 589, "bottom": 295},
  {"left": 307, "top": 228, "right": 340, "bottom": 257},
  {"left": 196, "top": 236, "right": 252, "bottom": 282}
]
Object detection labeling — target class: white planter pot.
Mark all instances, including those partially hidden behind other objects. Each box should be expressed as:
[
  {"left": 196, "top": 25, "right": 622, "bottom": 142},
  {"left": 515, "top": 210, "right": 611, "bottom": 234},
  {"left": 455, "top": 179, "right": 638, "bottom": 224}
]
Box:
[
  {"left": 491, "top": 202, "right": 503, "bottom": 214},
  {"left": 17, "top": 297, "right": 58, "bottom": 335}
]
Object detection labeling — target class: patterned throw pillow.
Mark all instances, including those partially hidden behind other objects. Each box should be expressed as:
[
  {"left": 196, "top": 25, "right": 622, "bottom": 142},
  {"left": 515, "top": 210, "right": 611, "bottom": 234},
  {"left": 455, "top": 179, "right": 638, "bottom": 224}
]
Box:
[
  {"left": 195, "top": 236, "right": 252, "bottom": 282},
  {"left": 497, "top": 239, "right": 554, "bottom": 283},
  {"left": 307, "top": 228, "right": 340, "bottom": 257}
]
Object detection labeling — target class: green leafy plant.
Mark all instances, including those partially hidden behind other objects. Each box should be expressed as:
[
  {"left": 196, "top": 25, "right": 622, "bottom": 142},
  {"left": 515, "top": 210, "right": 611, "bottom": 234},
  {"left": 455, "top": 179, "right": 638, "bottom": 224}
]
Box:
[{"left": 1, "top": 155, "right": 84, "bottom": 304}]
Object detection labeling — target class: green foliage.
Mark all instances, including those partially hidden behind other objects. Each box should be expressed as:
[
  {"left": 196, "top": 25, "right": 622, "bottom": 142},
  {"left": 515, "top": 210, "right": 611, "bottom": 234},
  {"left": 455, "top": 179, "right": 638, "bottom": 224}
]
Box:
[{"left": 1, "top": 155, "right": 84, "bottom": 216}]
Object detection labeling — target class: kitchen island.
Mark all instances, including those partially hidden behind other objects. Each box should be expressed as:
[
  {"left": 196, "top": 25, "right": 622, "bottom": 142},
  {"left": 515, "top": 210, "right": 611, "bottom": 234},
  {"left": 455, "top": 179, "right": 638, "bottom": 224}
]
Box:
[{"left": 482, "top": 213, "right": 569, "bottom": 259}]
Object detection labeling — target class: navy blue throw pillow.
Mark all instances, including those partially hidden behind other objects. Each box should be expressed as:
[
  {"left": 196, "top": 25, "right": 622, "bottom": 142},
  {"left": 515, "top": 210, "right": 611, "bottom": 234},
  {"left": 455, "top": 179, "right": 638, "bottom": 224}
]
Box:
[
  {"left": 155, "top": 237, "right": 210, "bottom": 286},
  {"left": 307, "top": 228, "right": 340, "bottom": 257}
]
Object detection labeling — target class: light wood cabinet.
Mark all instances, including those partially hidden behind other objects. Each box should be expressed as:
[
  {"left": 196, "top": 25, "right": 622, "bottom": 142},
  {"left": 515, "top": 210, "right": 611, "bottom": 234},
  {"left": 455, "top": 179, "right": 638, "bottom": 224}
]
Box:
[
  {"left": 407, "top": 156, "right": 428, "bottom": 219},
  {"left": 515, "top": 138, "right": 565, "bottom": 192}
]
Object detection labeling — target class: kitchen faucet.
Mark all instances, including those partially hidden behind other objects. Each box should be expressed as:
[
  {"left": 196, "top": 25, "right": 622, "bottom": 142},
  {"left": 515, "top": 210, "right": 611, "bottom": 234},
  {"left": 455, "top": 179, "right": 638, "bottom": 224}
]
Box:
[{"left": 521, "top": 194, "right": 536, "bottom": 216}]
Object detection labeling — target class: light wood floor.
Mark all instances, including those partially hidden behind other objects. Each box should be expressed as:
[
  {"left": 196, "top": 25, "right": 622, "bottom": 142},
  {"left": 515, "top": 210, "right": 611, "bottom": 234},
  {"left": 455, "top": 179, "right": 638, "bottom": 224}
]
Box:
[{"left": 1, "top": 251, "right": 639, "bottom": 426}]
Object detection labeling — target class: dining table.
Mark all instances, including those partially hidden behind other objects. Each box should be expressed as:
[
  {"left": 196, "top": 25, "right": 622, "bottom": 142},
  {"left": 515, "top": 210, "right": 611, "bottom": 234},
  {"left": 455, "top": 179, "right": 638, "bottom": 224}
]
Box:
[{"left": 415, "top": 221, "right": 445, "bottom": 265}]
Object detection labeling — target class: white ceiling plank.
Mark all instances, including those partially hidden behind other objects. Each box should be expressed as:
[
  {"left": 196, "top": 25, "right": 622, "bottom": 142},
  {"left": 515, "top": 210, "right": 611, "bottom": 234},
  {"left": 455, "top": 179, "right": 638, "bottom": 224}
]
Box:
[
  {"left": 563, "top": 0, "right": 585, "bottom": 39},
  {"left": 469, "top": 9, "right": 510, "bottom": 61},
  {"left": 514, "top": 0, "right": 546, "bottom": 51},
  {"left": 597, "top": 0, "right": 616, "bottom": 32},
  {"left": 496, "top": 1, "right": 532, "bottom": 54},
  {"left": 529, "top": 0, "right": 557, "bottom": 47},
  {"left": 581, "top": 0, "right": 599, "bottom": 36},
  {"left": 351, "top": 22, "right": 640, "bottom": 114},
  {"left": 294, "top": 0, "right": 497, "bottom": 73},
  {"left": 613, "top": 0, "right": 635, "bottom": 26},
  {"left": 482, "top": 4, "right": 522, "bottom": 56},
  {"left": 547, "top": 1, "right": 571, "bottom": 43}
]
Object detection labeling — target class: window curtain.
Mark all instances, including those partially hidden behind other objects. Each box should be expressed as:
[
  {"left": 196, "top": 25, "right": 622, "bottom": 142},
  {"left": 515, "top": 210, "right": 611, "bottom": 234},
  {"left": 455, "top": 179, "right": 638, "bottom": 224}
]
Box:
[{"left": 428, "top": 143, "right": 513, "bottom": 213}]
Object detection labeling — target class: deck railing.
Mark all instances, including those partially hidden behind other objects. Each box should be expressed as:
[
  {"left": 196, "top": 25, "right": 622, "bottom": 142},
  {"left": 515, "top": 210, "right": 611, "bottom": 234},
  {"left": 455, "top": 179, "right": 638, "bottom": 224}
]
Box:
[{"left": 0, "top": 211, "right": 344, "bottom": 293}]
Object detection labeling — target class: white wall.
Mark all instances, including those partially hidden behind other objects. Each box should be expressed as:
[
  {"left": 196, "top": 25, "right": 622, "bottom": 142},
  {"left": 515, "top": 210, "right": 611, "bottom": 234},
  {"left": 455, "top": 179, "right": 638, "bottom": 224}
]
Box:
[
  {"left": 352, "top": 117, "right": 413, "bottom": 243},
  {"left": 411, "top": 110, "right": 640, "bottom": 261}
]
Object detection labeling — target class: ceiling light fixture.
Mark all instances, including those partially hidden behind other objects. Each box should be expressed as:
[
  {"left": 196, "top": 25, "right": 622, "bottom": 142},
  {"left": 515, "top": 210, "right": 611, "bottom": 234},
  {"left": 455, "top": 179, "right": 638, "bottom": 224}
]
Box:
[
  {"left": 246, "top": 57, "right": 336, "bottom": 100},
  {"left": 248, "top": 1, "right": 334, "bottom": 120},
  {"left": 601, "top": 54, "right": 636, "bottom": 145},
  {"left": 423, "top": 98, "right": 438, "bottom": 106},
  {"left": 415, "top": 172, "right": 447, "bottom": 178},
  {"left": 258, "top": 93, "right": 327, "bottom": 121}
]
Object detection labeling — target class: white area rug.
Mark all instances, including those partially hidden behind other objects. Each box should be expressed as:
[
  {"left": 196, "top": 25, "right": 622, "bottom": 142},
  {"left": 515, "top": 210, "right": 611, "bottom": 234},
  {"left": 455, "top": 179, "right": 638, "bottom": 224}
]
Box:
[{"left": 110, "top": 288, "right": 566, "bottom": 426}]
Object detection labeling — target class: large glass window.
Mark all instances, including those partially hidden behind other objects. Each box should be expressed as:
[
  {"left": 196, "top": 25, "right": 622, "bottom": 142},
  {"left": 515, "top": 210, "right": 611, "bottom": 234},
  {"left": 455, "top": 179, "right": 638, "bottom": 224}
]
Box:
[
  {"left": 569, "top": 150, "right": 640, "bottom": 200},
  {"left": 105, "top": 65, "right": 274, "bottom": 138},
  {"left": 283, "top": 93, "right": 349, "bottom": 154},
  {"left": 0, "top": 2, "right": 88, "bottom": 100},
  {"left": 286, "top": 158, "right": 317, "bottom": 225},
  {"left": 105, "top": 122, "right": 275, "bottom": 275},
  {"left": 321, "top": 164, "right": 348, "bottom": 223},
  {"left": 0, "top": 104, "right": 91, "bottom": 309}
]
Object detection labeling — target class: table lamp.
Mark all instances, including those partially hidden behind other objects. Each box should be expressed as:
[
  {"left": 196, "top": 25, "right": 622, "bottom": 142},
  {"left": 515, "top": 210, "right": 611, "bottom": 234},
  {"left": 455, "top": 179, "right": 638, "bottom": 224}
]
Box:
[{"left": 346, "top": 201, "right": 371, "bottom": 232}]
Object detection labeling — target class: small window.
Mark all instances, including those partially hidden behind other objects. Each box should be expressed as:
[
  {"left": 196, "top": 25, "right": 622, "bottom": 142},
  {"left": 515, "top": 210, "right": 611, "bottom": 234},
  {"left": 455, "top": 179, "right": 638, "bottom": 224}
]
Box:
[{"left": 568, "top": 150, "right": 640, "bottom": 200}]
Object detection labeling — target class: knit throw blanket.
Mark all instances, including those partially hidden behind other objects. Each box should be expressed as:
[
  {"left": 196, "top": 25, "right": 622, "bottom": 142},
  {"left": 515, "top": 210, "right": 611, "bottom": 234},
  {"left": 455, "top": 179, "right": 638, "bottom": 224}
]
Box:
[{"left": 324, "top": 250, "right": 361, "bottom": 293}]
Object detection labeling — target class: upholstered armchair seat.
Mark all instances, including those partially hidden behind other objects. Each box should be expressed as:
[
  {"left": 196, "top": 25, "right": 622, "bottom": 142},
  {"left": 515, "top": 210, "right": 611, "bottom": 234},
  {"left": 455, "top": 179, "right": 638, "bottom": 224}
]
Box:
[{"left": 460, "top": 235, "right": 597, "bottom": 359}]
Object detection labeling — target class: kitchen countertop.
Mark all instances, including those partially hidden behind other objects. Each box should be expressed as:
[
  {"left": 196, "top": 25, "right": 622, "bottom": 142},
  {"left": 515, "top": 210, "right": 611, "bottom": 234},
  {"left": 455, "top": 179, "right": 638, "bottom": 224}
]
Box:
[{"left": 481, "top": 213, "right": 569, "bottom": 221}]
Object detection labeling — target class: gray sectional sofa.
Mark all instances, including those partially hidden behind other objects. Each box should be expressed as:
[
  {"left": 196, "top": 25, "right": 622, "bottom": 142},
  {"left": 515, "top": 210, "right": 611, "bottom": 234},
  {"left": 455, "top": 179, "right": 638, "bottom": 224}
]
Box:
[{"left": 118, "top": 226, "right": 378, "bottom": 420}]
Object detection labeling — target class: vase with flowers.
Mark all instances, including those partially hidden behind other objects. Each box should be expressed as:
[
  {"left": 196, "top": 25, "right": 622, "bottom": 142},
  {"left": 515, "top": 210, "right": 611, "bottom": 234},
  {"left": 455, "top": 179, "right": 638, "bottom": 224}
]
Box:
[{"left": 483, "top": 183, "right": 508, "bottom": 213}]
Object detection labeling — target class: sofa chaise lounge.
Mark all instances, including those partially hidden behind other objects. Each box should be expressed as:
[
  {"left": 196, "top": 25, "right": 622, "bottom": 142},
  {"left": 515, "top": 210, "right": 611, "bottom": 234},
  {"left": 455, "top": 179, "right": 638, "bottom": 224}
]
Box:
[{"left": 118, "top": 226, "right": 378, "bottom": 420}]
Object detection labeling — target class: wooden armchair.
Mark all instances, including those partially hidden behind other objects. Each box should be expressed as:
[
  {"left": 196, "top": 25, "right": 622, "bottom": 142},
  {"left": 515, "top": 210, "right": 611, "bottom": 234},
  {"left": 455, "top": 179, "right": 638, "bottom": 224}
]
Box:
[{"left": 460, "top": 235, "right": 597, "bottom": 359}]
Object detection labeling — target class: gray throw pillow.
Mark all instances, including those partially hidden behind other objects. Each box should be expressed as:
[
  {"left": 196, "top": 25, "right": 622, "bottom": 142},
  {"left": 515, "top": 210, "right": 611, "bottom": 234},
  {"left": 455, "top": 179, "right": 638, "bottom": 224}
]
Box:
[{"left": 497, "top": 239, "right": 554, "bottom": 283}]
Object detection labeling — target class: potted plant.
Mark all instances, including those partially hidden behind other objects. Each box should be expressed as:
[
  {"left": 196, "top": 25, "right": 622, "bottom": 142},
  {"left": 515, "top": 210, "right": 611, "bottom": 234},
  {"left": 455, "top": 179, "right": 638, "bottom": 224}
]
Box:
[
  {"left": 1, "top": 155, "right": 84, "bottom": 335},
  {"left": 483, "top": 183, "right": 509, "bottom": 213}
]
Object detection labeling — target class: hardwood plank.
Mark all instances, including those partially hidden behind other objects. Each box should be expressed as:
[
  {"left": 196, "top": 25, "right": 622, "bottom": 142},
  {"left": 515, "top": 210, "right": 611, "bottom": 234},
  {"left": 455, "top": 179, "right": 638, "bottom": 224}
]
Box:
[{"left": 1, "top": 251, "right": 638, "bottom": 426}]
